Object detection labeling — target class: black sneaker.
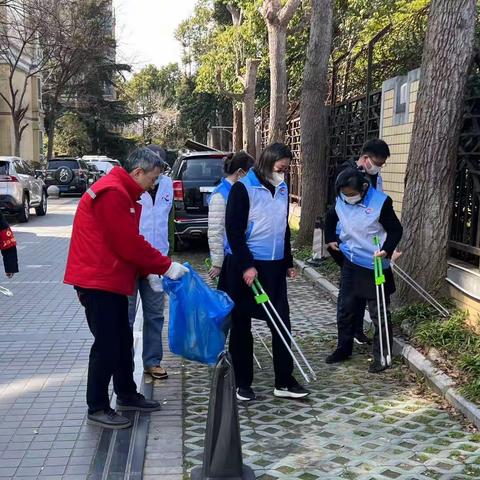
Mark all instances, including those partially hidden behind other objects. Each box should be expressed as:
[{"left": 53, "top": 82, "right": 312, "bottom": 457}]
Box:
[
  {"left": 87, "top": 408, "right": 131, "bottom": 430},
  {"left": 116, "top": 393, "right": 161, "bottom": 412},
  {"left": 325, "top": 349, "right": 351, "bottom": 364},
  {"left": 236, "top": 387, "right": 256, "bottom": 402},
  {"left": 368, "top": 362, "right": 389, "bottom": 374},
  {"left": 274, "top": 384, "right": 310, "bottom": 399},
  {"left": 354, "top": 333, "right": 372, "bottom": 345}
]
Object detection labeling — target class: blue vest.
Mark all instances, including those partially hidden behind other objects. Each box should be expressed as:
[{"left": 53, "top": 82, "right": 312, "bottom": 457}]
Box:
[
  {"left": 210, "top": 177, "right": 232, "bottom": 203},
  {"left": 336, "top": 187, "right": 389, "bottom": 270},
  {"left": 209, "top": 178, "right": 233, "bottom": 255},
  {"left": 240, "top": 169, "right": 288, "bottom": 261},
  {"left": 336, "top": 171, "right": 384, "bottom": 237}
]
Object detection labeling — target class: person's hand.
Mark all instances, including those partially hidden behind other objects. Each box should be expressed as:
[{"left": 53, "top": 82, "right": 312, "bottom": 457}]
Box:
[
  {"left": 287, "top": 268, "right": 297, "bottom": 279},
  {"left": 327, "top": 242, "right": 340, "bottom": 251},
  {"left": 243, "top": 267, "right": 258, "bottom": 287},
  {"left": 164, "top": 262, "right": 189, "bottom": 280},
  {"left": 209, "top": 266, "right": 221, "bottom": 280},
  {"left": 6, "top": 273, "right": 14, "bottom": 279},
  {"left": 391, "top": 250, "right": 403, "bottom": 263},
  {"left": 374, "top": 250, "right": 387, "bottom": 258}
]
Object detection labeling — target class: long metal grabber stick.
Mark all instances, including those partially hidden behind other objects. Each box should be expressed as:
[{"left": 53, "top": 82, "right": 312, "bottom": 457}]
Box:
[
  {"left": 253, "top": 279, "right": 316, "bottom": 381},
  {"left": 251, "top": 280, "right": 310, "bottom": 383},
  {"left": 391, "top": 263, "right": 449, "bottom": 317},
  {"left": 253, "top": 326, "right": 273, "bottom": 359},
  {"left": 0, "top": 285, "right": 13, "bottom": 297},
  {"left": 374, "top": 237, "right": 392, "bottom": 367},
  {"left": 205, "top": 258, "right": 265, "bottom": 367}
]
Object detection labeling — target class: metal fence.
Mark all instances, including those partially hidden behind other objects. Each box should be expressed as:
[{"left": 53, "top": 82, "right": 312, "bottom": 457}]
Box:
[{"left": 450, "top": 75, "right": 480, "bottom": 267}]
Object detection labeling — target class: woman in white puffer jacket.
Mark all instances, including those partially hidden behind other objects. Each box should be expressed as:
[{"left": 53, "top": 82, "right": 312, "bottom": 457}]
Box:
[{"left": 208, "top": 151, "right": 254, "bottom": 280}]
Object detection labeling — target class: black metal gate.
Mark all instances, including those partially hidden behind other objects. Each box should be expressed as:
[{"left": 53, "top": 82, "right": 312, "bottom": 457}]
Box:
[
  {"left": 327, "top": 90, "right": 382, "bottom": 202},
  {"left": 450, "top": 75, "right": 480, "bottom": 267}
]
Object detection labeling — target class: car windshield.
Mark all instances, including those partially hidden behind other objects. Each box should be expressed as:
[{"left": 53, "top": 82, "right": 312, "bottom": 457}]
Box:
[
  {"left": 0, "top": 161, "right": 9, "bottom": 175},
  {"left": 182, "top": 158, "right": 224, "bottom": 181},
  {"left": 48, "top": 160, "right": 79, "bottom": 170}
]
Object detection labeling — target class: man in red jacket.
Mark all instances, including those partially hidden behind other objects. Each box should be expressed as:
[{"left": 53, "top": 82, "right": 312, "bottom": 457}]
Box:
[{"left": 65, "top": 148, "right": 187, "bottom": 429}]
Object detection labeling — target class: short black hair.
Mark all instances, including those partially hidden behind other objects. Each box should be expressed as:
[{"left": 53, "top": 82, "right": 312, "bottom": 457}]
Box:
[
  {"left": 224, "top": 150, "right": 255, "bottom": 175},
  {"left": 335, "top": 168, "right": 369, "bottom": 195},
  {"left": 361, "top": 139, "right": 390, "bottom": 159},
  {"left": 255, "top": 143, "right": 293, "bottom": 181}
]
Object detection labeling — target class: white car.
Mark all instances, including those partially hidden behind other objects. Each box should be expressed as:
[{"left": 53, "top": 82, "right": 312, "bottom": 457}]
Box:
[
  {"left": 83, "top": 156, "right": 121, "bottom": 174},
  {"left": 0, "top": 156, "right": 47, "bottom": 222}
]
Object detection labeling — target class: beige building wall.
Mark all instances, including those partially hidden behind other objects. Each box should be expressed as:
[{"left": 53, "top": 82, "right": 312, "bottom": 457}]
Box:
[
  {"left": 379, "top": 69, "right": 420, "bottom": 217},
  {"left": 0, "top": 64, "right": 44, "bottom": 164}
]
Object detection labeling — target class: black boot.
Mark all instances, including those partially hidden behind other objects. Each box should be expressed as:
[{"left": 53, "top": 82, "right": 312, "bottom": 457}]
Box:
[{"left": 87, "top": 408, "right": 132, "bottom": 429}]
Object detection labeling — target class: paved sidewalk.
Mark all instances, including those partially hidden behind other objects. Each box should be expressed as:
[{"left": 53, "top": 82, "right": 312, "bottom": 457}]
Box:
[
  {"left": 182, "top": 266, "right": 480, "bottom": 479},
  {"left": 0, "top": 199, "right": 103, "bottom": 479}
]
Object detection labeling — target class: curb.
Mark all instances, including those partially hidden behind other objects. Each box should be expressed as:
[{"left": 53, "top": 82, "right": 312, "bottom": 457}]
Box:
[{"left": 294, "top": 258, "right": 480, "bottom": 430}]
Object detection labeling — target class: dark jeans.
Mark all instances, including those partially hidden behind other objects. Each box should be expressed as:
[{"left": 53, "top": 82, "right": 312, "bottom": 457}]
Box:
[
  {"left": 229, "top": 307, "right": 295, "bottom": 390},
  {"left": 336, "top": 264, "right": 392, "bottom": 363},
  {"left": 77, "top": 288, "right": 138, "bottom": 413}
]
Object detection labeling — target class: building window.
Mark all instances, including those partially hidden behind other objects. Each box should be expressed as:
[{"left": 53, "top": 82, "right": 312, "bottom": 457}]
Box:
[{"left": 395, "top": 81, "right": 407, "bottom": 114}]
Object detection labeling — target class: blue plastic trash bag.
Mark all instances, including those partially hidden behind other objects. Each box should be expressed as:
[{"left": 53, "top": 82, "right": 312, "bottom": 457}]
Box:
[{"left": 162, "top": 263, "right": 234, "bottom": 365}]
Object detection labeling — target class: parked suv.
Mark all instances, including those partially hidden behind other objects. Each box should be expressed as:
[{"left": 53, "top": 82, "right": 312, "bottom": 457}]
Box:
[
  {"left": 0, "top": 156, "right": 47, "bottom": 222},
  {"left": 44, "top": 157, "right": 96, "bottom": 195},
  {"left": 171, "top": 151, "right": 226, "bottom": 251}
]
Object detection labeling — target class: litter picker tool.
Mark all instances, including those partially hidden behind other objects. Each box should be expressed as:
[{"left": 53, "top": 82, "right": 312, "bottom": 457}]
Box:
[
  {"left": 251, "top": 279, "right": 316, "bottom": 383},
  {"left": 373, "top": 236, "right": 392, "bottom": 367},
  {"left": 391, "top": 262, "right": 449, "bottom": 318},
  {"left": 0, "top": 285, "right": 13, "bottom": 297},
  {"left": 204, "top": 258, "right": 267, "bottom": 367}
]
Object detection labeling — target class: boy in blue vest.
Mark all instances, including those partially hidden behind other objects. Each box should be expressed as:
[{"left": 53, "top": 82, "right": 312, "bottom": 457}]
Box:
[{"left": 325, "top": 168, "right": 403, "bottom": 372}]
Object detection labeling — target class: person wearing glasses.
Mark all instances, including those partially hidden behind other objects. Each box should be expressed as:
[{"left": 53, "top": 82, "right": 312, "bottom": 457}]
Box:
[{"left": 219, "top": 143, "right": 310, "bottom": 402}]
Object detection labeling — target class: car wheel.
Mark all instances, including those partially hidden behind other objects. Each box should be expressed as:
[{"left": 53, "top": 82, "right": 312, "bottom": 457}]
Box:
[
  {"left": 18, "top": 195, "right": 30, "bottom": 223},
  {"left": 173, "top": 234, "right": 183, "bottom": 253},
  {"left": 35, "top": 191, "right": 47, "bottom": 216}
]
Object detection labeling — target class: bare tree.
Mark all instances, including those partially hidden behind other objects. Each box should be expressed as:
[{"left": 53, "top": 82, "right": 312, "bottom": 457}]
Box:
[
  {"left": 0, "top": 0, "right": 57, "bottom": 156},
  {"left": 261, "top": 0, "right": 302, "bottom": 143},
  {"left": 398, "top": 0, "right": 477, "bottom": 304},
  {"left": 42, "top": 0, "right": 114, "bottom": 160},
  {"left": 297, "top": 0, "right": 333, "bottom": 246}
]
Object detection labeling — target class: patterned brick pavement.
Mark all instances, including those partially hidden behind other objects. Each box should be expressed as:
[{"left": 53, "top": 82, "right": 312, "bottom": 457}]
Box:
[{"left": 182, "top": 261, "right": 480, "bottom": 480}]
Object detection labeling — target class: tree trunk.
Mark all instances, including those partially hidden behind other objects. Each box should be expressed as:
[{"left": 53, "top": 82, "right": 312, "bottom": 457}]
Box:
[
  {"left": 263, "top": 0, "right": 302, "bottom": 144},
  {"left": 232, "top": 103, "right": 243, "bottom": 151},
  {"left": 46, "top": 102, "right": 57, "bottom": 161},
  {"left": 397, "top": 0, "right": 476, "bottom": 305},
  {"left": 243, "top": 59, "right": 260, "bottom": 157},
  {"left": 267, "top": 23, "right": 288, "bottom": 143},
  {"left": 296, "top": 0, "right": 333, "bottom": 247}
]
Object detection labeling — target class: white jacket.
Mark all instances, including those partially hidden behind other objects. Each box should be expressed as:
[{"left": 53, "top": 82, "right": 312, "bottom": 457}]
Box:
[
  {"left": 139, "top": 175, "right": 173, "bottom": 256},
  {"left": 208, "top": 191, "right": 227, "bottom": 267}
]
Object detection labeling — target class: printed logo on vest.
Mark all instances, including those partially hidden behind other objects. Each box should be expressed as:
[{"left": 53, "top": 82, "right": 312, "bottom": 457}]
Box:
[
  {"left": 365, "top": 208, "right": 373, "bottom": 214},
  {"left": 163, "top": 194, "right": 170, "bottom": 202},
  {"left": 279, "top": 187, "right": 287, "bottom": 196}
]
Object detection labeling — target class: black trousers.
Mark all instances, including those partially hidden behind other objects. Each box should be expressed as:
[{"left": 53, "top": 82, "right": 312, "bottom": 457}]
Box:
[
  {"left": 336, "top": 264, "right": 392, "bottom": 363},
  {"left": 229, "top": 308, "right": 295, "bottom": 389},
  {"left": 77, "top": 288, "right": 138, "bottom": 413}
]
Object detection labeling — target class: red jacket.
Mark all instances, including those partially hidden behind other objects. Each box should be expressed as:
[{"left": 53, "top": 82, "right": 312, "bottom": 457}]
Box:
[{"left": 64, "top": 167, "right": 172, "bottom": 296}]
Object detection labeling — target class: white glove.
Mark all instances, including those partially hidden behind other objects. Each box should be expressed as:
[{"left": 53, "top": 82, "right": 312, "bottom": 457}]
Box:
[
  {"left": 147, "top": 274, "right": 164, "bottom": 292},
  {"left": 164, "top": 262, "right": 189, "bottom": 280}
]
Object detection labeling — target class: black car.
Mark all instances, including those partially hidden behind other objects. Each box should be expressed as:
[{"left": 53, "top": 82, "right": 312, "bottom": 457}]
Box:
[
  {"left": 44, "top": 158, "right": 96, "bottom": 195},
  {"left": 171, "top": 151, "right": 226, "bottom": 251}
]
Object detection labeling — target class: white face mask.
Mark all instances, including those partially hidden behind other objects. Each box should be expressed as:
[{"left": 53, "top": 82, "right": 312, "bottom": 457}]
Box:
[
  {"left": 364, "top": 158, "right": 382, "bottom": 175},
  {"left": 341, "top": 192, "right": 362, "bottom": 205},
  {"left": 271, "top": 171, "right": 285, "bottom": 186}
]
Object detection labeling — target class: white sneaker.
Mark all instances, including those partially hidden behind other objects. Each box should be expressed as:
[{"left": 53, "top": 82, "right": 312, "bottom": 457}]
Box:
[{"left": 273, "top": 384, "right": 310, "bottom": 399}]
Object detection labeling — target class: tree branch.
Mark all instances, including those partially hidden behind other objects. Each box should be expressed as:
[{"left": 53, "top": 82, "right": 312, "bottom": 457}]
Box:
[{"left": 278, "top": 0, "right": 302, "bottom": 26}]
